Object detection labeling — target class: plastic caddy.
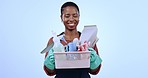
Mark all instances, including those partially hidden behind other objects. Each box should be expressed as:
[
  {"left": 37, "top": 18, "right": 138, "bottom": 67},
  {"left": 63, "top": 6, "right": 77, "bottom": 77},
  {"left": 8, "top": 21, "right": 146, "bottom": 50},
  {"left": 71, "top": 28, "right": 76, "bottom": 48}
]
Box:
[{"left": 54, "top": 51, "right": 90, "bottom": 69}]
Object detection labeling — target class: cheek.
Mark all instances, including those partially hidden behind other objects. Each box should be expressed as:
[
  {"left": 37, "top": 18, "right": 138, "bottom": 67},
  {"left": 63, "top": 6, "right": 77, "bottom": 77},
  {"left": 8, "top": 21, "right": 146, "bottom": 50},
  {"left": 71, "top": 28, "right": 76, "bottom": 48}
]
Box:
[
  {"left": 75, "top": 18, "right": 79, "bottom": 22},
  {"left": 74, "top": 16, "right": 80, "bottom": 22},
  {"left": 61, "top": 17, "right": 68, "bottom": 23},
  {"left": 62, "top": 19, "right": 68, "bottom": 25}
]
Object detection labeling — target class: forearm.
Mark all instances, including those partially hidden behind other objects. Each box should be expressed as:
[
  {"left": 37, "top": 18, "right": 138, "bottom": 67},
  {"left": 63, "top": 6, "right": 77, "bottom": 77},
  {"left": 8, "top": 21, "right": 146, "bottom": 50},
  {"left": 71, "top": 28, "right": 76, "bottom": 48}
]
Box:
[
  {"left": 88, "top": 47, "right": 102, "bottom": 75},
  {"left": 89, "top": 64, "right": 102, "bottom": 75},
  {"left": 44, "top": 65, "right": 56, "bottom": 76}
]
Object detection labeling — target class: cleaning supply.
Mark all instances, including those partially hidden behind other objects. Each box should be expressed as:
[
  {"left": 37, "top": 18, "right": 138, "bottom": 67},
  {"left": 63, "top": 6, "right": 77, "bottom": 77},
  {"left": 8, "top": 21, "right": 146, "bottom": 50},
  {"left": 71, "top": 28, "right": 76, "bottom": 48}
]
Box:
[
  {"left": 78, "top": 41, "right": 89, "bottom": 51},
  {"left": 65, "top": 38, "right": 80, "bottom": 60},
  {"left": 52, "top": 31, "right": 65, "bottom": 52},
  {"left": 80, "top": 25, "right": 98, "bottom": 48}
]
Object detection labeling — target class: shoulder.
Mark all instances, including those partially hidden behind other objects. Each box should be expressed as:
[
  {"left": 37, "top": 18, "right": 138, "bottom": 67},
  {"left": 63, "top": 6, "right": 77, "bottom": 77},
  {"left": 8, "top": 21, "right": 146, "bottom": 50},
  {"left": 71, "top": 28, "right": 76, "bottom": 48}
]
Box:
[{"left": 78, "top": 31, "right": 81, "bottom": 36}]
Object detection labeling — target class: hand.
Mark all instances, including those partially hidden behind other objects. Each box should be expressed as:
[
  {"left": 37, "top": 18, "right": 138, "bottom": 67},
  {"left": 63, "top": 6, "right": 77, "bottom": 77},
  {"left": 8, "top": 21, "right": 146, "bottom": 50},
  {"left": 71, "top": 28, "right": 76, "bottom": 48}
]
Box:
[
  {"left": 88, "top": 48, "right": 102, "bottom": 70},
  {"left": 44, "top": 49, "right": 55, "bottom": 70}
]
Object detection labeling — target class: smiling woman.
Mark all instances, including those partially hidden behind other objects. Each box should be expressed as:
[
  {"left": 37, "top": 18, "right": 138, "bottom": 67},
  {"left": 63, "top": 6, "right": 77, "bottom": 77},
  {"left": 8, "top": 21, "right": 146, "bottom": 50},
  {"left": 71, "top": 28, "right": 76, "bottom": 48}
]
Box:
[{"left": 43, "top": 1, "right": 102, "bottom": 78}]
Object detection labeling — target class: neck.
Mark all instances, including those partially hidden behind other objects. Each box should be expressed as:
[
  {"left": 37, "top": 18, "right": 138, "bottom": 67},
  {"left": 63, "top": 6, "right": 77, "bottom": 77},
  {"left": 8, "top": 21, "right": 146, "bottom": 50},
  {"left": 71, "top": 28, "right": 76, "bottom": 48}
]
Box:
[
  {"left": 64, "top": 29, "right": 78, "bottom": 35},
  {"left": 64, "top": 30, "right": 79, "bottom": 42}
]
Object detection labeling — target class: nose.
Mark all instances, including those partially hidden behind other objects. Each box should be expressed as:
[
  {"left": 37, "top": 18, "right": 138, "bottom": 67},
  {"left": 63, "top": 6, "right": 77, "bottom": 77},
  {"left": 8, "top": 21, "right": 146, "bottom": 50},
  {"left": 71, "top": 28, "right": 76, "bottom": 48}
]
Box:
[{"left": 69, "top": 16, "right": 74, "bottom": 21}]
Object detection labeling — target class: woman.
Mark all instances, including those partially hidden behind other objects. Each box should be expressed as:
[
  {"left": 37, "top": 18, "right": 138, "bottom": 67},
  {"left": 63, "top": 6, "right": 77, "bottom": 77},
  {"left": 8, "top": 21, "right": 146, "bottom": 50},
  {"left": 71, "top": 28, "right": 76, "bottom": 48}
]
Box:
[{"left": 43, "top": 1, "right": 102, "bottom": 78}]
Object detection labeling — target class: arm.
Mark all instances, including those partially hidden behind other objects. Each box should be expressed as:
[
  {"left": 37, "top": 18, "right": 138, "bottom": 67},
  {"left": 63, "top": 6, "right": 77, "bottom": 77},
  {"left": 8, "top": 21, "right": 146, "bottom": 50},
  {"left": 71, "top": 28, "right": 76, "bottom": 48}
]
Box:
[
  {"left": 89, "top": 44, "right": 102, "bottom": 75},
  {"left": 44, "top": 65, "right": 56, "bottom": 76},
  {"left": 43, "top": 37, "right": 56, "bottom": 76}
]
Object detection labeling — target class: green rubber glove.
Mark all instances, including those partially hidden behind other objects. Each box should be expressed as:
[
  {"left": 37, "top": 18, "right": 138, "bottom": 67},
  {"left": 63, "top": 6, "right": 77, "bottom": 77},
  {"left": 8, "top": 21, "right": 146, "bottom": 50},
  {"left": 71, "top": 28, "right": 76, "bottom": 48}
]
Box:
[
  {"left": 44, "top": 48, "right": 55, "bottom": 70},
  {"left": 88, "top": 48, "right": 102, "bottom": 70}
]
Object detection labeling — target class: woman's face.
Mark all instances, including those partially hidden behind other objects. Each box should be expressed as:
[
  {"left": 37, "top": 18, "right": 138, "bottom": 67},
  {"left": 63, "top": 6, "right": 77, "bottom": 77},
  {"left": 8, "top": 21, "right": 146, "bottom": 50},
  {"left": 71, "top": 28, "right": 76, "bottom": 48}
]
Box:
[{"left": 61, "top": 6, "right": 79, "bottom": 31}]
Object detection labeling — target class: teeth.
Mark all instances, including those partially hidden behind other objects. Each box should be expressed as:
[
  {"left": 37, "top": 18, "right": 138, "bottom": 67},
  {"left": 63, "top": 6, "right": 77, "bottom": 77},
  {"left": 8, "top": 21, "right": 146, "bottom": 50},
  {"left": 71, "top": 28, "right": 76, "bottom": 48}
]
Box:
[{"left": 69, "top": 24, "right": 74, "bottom": 26}]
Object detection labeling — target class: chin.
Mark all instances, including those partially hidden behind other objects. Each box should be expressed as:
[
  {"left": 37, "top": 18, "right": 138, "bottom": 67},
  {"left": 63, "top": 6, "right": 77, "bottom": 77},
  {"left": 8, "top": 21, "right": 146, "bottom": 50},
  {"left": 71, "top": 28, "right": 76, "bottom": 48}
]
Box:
[
  {"left": 68, "top": 28, "right": 75, "bottom": 31},
  {"left": 66, "top": 27, "right": 76, "bottom": 31}
]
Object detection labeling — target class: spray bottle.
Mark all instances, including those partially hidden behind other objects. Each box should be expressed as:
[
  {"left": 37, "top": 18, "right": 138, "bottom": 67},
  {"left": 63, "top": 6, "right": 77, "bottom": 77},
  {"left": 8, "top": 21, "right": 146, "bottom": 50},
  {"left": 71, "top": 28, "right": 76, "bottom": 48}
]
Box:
[{"left": 52, "top": 31, "right": 65, "bottom": 52}]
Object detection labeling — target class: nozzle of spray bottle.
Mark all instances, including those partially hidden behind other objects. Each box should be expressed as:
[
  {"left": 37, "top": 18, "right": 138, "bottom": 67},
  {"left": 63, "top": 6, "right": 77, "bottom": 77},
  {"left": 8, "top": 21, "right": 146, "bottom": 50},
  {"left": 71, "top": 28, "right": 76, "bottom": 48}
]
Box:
[{"left": 52, "top": 31, "right": 64, "bottom": 52}]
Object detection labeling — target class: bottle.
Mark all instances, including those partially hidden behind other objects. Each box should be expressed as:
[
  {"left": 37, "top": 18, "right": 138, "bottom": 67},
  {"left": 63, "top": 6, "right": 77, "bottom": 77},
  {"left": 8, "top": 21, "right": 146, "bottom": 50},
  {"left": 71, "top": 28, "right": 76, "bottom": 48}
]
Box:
[
  {"left": 66, "top": 38, "right": 81, "bottom": 60},
  {"left": 52, "top": 31, "right": 64, "bottom": 52}
]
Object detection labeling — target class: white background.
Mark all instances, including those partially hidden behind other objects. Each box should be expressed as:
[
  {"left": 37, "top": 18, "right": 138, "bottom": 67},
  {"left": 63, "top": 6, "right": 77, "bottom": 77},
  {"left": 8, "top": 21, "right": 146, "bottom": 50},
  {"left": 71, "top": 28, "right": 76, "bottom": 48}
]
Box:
[{"left": 0, "top": 0, "right": 148, "bottom": 78}]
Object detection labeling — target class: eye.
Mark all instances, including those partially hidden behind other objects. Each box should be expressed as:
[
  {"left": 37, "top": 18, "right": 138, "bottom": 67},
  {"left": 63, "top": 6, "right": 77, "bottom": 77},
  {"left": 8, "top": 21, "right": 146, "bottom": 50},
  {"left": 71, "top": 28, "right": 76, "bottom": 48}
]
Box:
[
  {"left": 65, "top": 14, "right": 70, "bottom": 18},
  {"left": 73, "top": 14, "right": 78, "bottom": 18}
]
